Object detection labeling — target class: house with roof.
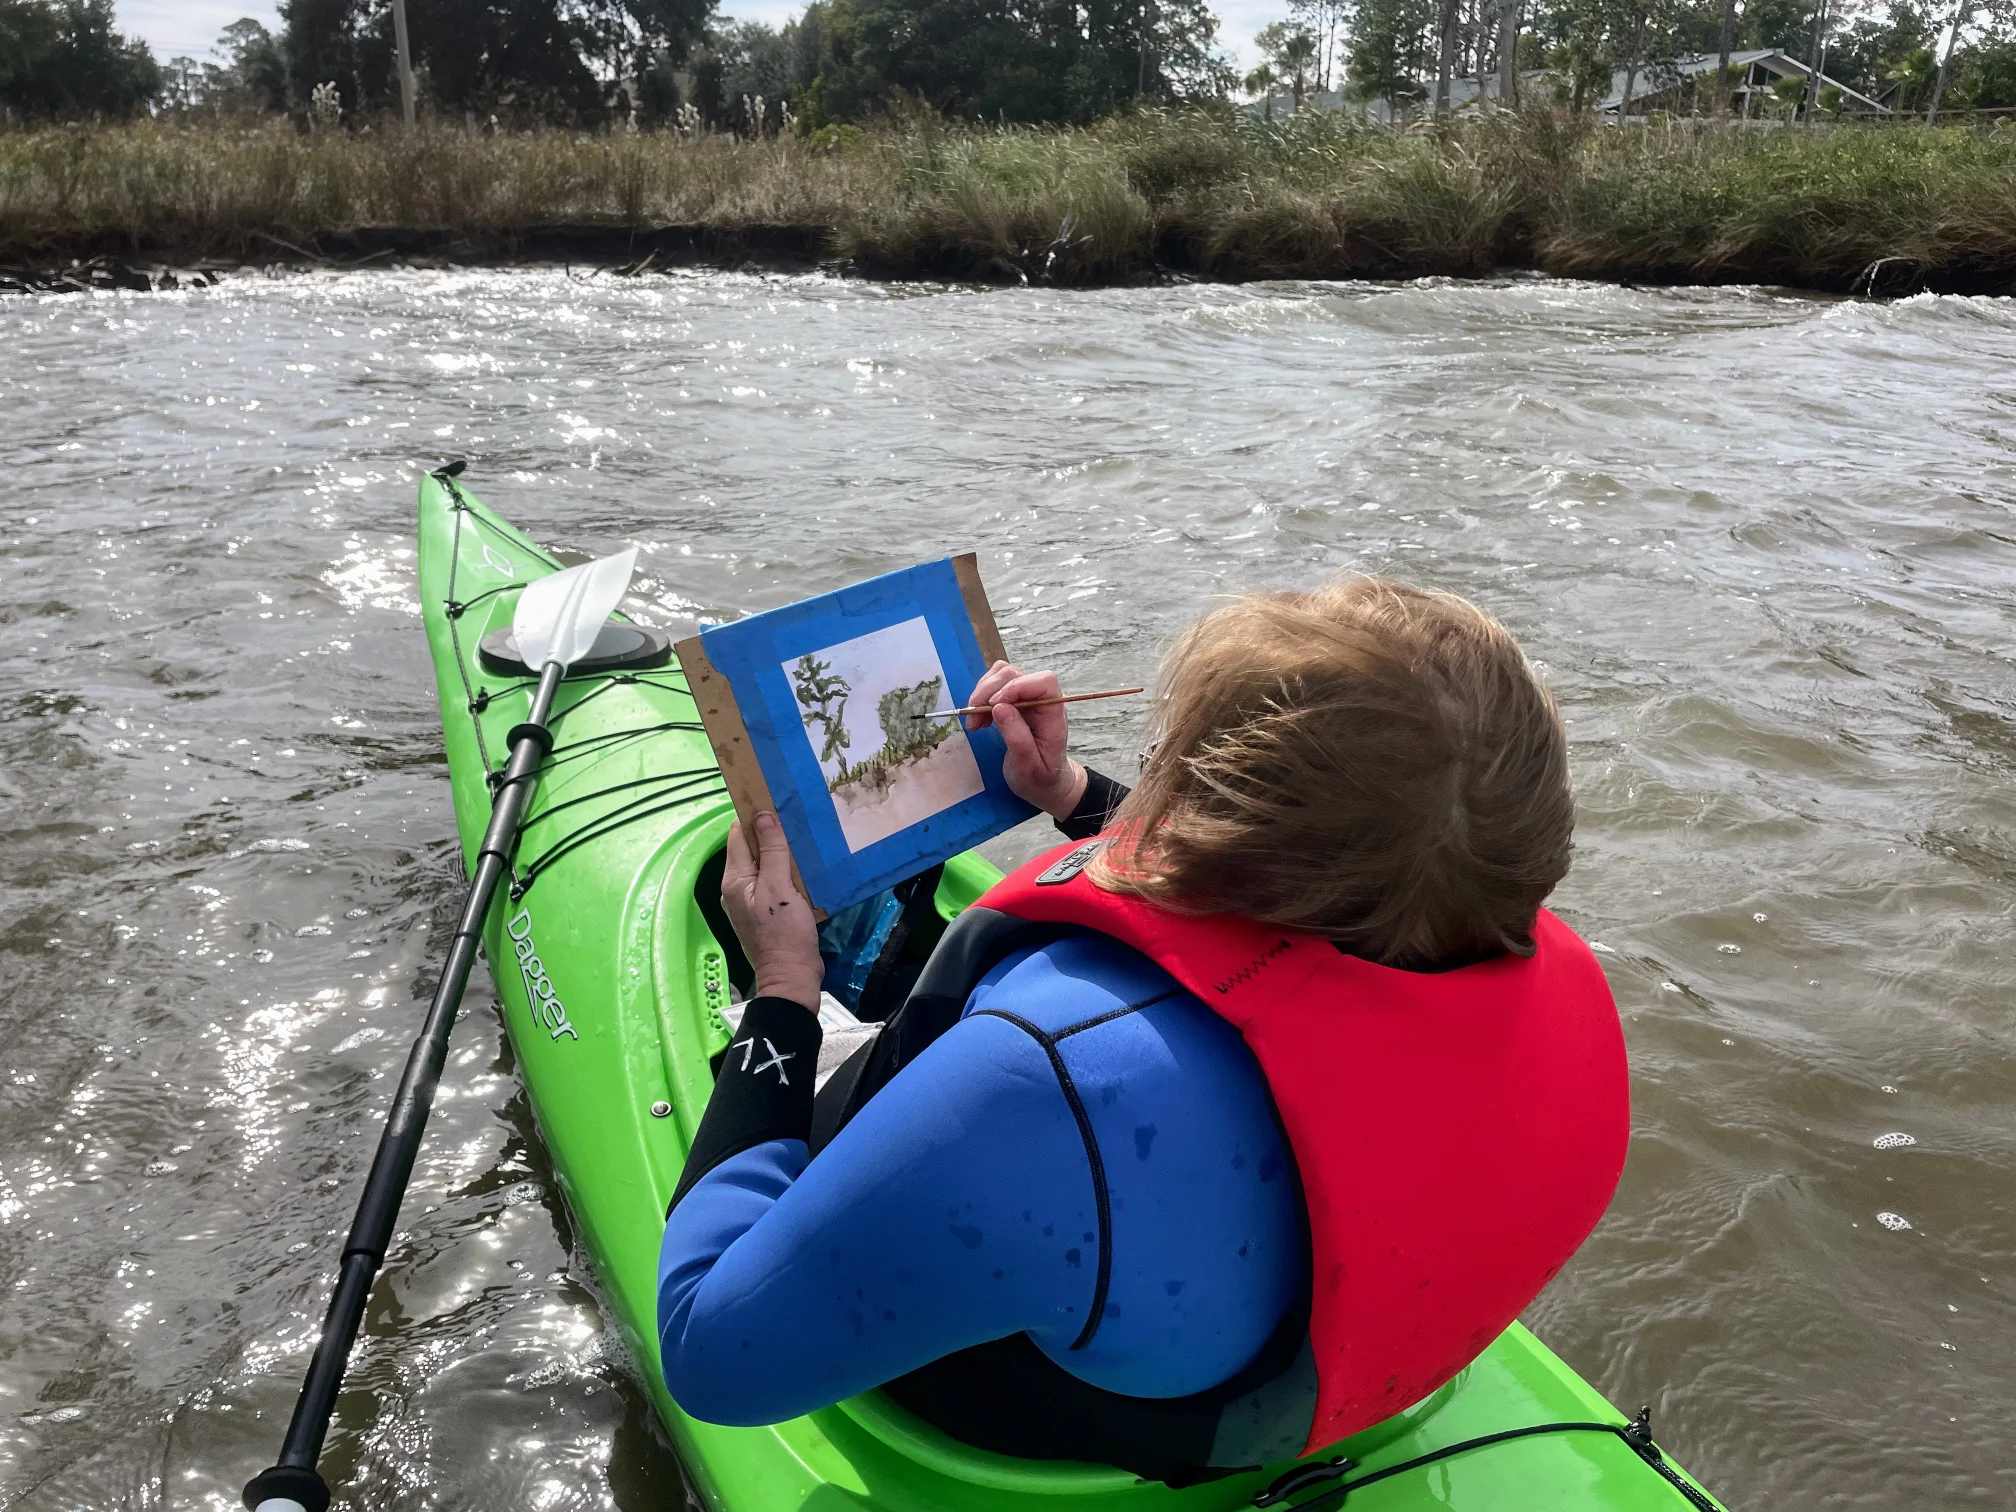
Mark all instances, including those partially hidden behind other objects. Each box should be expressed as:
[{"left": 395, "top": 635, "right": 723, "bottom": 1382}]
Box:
[
  {"left": 1241, "top": 48, "right": 1888, "bottom": 124},
  {"left": 1597, "top": 49, "right": 1890, "bottom": 118},
  {"left": 1242, "top": 79, "right": 1499, "bottom": 124}
]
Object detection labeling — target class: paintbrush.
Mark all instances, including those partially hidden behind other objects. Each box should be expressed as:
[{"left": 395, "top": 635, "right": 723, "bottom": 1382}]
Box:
[{"left": 927, "top": 686, "right": 1145, "bottom": 719}]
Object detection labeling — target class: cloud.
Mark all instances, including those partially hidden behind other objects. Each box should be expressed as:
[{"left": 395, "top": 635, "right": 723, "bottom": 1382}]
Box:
[{"left": 119, "top": 0, "right": 283, "bottom": 62}]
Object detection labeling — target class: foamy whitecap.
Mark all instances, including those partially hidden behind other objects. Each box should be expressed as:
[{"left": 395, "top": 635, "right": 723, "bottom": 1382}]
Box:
[
  {"left": 1877, "top": 1211, "right": 1913, "bottom": 1231},
  {"left": 1873, "top": 1132, "right": 1917, "bottom": 1150}
]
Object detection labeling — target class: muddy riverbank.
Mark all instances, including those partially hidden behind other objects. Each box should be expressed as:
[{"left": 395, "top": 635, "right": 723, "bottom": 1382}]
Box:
[{"left": 7, "top": 113, "right": 2016, "bottom": 295}]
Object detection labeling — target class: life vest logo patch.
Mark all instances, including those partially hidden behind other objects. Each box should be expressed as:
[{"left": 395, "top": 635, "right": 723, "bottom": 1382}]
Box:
[
  {"left": 1213, "top": 939, "right": 1294, "bottom": 995},
  {"left": 1036, "top": 839, "right": 1106, "bottom": 885}
]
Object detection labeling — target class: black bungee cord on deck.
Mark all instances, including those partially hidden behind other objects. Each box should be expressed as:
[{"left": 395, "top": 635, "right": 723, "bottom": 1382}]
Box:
[
  {"left": 242, "top": 468, "right": 724, "bottom": 1512},
  {"left": 508, "top": 769, "right": 728, "bottom": 901},
  {"left": 439, "top": 513, "right": 729, "bottom": 898},
  {"left": 1251, "top": 1407, "right": 1722, "bottom": 1512}
]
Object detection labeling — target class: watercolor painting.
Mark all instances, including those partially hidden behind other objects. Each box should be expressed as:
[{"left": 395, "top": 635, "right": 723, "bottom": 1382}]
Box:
[
  {"left": 687, "top": 554, "right": 1035, "bottom": 914},
  {"left": 783, "top": 616, "right": 986, "bottom": 852}
]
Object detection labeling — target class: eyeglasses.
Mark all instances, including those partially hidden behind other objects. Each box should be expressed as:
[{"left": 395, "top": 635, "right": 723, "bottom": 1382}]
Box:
[{"left": 1136, "top": 737, "right": 1162, "bottom": 774}]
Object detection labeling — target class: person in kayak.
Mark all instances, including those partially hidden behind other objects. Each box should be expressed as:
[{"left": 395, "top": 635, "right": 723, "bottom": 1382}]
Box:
[{"left": 657, "top": 577, "right": 1629, "bottom": 1483}]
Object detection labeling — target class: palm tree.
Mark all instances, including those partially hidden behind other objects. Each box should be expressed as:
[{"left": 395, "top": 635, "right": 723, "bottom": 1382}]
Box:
[
  {"left": 1887, "top": 46, "right": 1936, "bottom": 113},
  {"left": 1245, "top": 61, "right": 1283, "bottom": 119},
  {"left": 1281, "top": 30, "right": 1317, "bottom": 107},
  {"left": 1255, "top": 23, "right": 1319, "bottom": 110}
]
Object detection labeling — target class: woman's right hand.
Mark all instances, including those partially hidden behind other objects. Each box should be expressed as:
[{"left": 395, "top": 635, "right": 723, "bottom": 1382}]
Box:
[{"left": 964, "top": 661, "right": 1089, "bottom": 820}]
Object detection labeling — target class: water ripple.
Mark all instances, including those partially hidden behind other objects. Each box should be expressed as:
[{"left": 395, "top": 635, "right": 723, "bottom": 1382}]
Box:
[{"left": 4, "top": 268, "right": 2012, "bottom": 1510}]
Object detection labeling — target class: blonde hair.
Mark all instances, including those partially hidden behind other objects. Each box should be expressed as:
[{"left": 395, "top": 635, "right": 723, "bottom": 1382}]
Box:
[{"left": 1089, "top": 577, "right": 1572, "bottom": 968}]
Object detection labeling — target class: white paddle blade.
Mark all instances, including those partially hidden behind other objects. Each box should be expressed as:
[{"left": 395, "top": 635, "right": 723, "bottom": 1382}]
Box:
[{"left": 513, "top": 546, "right": 638, "bottom": 673}]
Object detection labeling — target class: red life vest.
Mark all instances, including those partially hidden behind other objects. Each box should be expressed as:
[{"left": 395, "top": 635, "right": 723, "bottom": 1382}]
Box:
[{"left": 973, "top": 837, "right": 1631, "bottom": 1455}]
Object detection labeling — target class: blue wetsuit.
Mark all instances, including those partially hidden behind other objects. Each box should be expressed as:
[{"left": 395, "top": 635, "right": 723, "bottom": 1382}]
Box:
[{"left": 656, "top": 933, "right": 1306, "bottom": 1427}]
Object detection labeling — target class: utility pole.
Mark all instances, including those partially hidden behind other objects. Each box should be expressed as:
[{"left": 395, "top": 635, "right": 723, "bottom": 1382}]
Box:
[
  {"left": 1138, "top": 0, "right": 1154, "bottom": 96},
  {"left": 1801, "top": 0, "right": 1828, "bottom": 124},
  {"left": 391, "top": 0, "right": 417, "bottom": 126},
  {"left": 1926, "top": 0, "right": 1967, "bottom": 124},
  {"left": 1616, "top": 10, "right": 1646, "bottom": 125},
  {"left": 1715, "top": 0, "right": 1735, "bottom": 115},
  {"left": 1497, "top": 0, "right": 1520, "bottom": 109},
  {"left": 1434, "top": 0, "right": 1460, "bottom": 112}
]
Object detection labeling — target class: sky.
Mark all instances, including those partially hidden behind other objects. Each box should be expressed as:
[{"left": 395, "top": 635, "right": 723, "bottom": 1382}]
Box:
[
  {"left": 118, "top": 0, "right": 1285, "bottom": 72},
  {"left": 713, "top": 0, "right": 1287, "bottom": 68},
  {"left": 122, "top": 0, "right": 283, "bottom": 62}
]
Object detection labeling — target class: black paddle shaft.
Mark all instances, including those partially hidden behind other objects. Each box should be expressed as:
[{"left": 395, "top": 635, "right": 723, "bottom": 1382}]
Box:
[{"left": 243, "top": 661, "right": 565, "bottom": 1512}]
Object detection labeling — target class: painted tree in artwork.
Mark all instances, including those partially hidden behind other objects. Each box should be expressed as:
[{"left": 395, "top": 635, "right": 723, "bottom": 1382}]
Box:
[
  {"left": 876, "top": 676, "right": 948, "bottom": 755},
  {"left": 792, "top": 653, "right": 852, "bottom": 767}
]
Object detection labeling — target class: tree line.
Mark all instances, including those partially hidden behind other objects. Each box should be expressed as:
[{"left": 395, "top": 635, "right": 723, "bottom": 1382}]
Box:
[
  {"left": 0, "top": 0, "right": 1232, "bottom": 129},
  {"left": 3, "top": 0, "right": 2013, "bottom": 128},
  {"left": 2, "top": 0, "right": 161, "bottom": 119},
  {"left": 1316, "top": 0, "right": 2016, "bottom": 118}
]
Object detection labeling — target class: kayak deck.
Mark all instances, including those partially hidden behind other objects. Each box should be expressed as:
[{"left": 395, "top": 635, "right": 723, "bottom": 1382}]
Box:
[{"left": 416, "top": 473, "right": 1725, "bottom": 1512}]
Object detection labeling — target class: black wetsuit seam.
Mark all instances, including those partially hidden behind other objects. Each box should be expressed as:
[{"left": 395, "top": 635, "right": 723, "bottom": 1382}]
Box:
[
  {"left": 1051, "top": 988, "right": 1182, "bottom": 1040},
  {"left": 969, "top": 1008, "right": 1114, "bottom": 1350}
]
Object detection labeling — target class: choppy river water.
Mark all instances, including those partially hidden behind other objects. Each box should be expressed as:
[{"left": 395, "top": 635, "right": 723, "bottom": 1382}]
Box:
[{"left": 3, "top": 268, "right": 2014, "bottom": 1511}]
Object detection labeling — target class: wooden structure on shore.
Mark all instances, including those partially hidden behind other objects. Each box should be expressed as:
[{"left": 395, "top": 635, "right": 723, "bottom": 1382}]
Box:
[
  {"left": 1243, "top": 49, "right": 1888, "bottom": 124},
  {"left": 1596, "top": 50, "right": 1890, "bottom": 119}
]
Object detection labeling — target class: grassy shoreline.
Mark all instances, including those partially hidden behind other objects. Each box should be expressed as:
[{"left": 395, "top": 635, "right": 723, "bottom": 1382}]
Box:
[{"left": 6, "top": 110, "right": 2016, "bottom": 294}]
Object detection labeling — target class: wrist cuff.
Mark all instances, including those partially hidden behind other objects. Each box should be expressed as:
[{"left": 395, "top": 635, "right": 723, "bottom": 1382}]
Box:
[
  {"left": 1056, "top": 767, "right": 1131, "bottom": 841},
  {"left": 669, "top": 996, "right": 822, "bottom": 1211}
]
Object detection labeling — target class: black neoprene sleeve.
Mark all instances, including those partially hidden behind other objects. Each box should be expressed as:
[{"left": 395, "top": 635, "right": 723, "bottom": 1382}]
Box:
[
  {"left": 669, "top": 996, "right": 823, "bottom": 1211},
  {"left": 670, "top": 765, "right": 1128, "bottom": 1212},
  {"left": 1056, "top": 767, "right": 1132, "bottom": 841}
]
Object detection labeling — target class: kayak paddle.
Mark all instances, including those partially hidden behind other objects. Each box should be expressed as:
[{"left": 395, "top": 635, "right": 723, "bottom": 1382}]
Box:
[{"left": 242, "top": 544, "right": 639, "bottom": 1512}]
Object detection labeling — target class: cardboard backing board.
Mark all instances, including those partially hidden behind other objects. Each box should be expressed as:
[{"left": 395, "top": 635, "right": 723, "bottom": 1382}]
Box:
[
  {"left": 950, "top": 552, "right": 1008, "bottom": 667},
  {"left": 673, "top": 629, "right": 817, "bottom": 911}
]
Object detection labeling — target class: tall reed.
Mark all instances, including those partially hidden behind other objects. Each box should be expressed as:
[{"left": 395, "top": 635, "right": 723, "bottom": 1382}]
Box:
[{"left": 4, "top": 112, "right": 2015, "bottom": 292}]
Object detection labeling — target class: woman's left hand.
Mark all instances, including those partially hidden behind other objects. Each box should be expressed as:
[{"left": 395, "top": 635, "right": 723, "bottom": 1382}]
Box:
[{"left": 720, "top": 812, "right": 822, "bottom": 1011}]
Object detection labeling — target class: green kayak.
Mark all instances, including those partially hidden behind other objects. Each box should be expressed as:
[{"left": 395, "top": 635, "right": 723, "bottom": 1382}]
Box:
[{"left": 416, "top": 472, "right": 1728, "bottom": 1512}]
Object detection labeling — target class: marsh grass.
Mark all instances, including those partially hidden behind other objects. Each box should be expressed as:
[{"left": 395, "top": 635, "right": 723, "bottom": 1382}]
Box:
[
  {"left": 5, "top": 111, "right": 2016, "bottom": 291},
  {"left": 829, "top": 722, "right": 958, "bottom": 795},
  {"left": 1545, "top": 125, "right": 2016, "bottom": 288}
]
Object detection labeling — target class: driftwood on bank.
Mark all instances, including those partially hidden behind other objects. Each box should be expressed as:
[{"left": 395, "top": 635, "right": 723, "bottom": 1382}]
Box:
[
  {"left": 0, "top": 225, "right": 834, "bottom": 294},
  {"left": 0, "top": 255, "right": 226, "bottom": 294}
]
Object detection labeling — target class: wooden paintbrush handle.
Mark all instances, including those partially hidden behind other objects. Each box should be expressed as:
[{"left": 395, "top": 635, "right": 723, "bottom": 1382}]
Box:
[{"left": 931, "top": 686, "right": 1145, "bottom": 719}]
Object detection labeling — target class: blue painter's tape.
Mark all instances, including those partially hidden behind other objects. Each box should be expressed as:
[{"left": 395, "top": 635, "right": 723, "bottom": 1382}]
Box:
[{"left": 699, "top": 559, "right": 1036, "bottom": 913}]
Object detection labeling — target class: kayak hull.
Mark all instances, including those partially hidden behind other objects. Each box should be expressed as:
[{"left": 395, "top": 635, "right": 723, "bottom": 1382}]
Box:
[{"left": 416, "top": 474, "right": 1725, "bottom": 1512}]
